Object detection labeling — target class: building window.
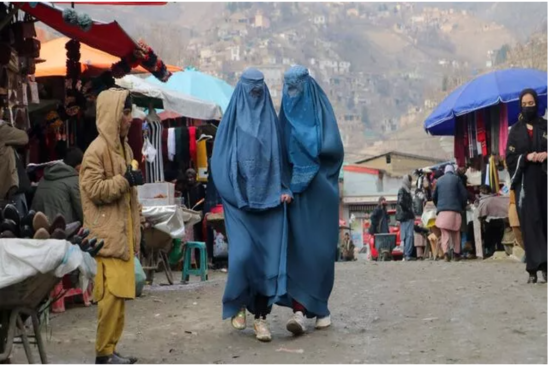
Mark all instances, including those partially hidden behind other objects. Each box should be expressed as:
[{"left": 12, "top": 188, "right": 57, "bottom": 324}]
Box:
[{"left": 386, "top": 155, "right": 391, "bottom": 164}]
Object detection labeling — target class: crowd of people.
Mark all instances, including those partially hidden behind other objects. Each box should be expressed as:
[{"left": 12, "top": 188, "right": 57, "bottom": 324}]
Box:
[{"left": 0, "top": 64, "right": 546, "bottom": 362}]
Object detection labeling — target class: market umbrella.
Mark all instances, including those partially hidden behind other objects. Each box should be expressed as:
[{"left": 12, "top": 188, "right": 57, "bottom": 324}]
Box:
[
  {"left": 146, "top": 68, "right": 234, "bottom": 113},
  {"left": 424, "top": 68, "right": 548, "bottom": 136},
  {"left": 37, "top": 37, "right": 181, "bottom": 77}
]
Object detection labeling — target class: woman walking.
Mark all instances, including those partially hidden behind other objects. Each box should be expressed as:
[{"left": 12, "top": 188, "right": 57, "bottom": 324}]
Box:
[
  {"left": 277, "top": 65, "right": 344, "bottom": 335},
  {"left": 211, "top": 68, "right": 291, "bottom": 342},
  {"left": 506, "top": 89, "right": 547, "bottom": 283},
  {"left": 433, "top": 165, "right": 468, "bottom": 262}
]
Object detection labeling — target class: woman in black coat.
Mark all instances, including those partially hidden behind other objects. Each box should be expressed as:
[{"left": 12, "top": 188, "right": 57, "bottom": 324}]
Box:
[{"left": 506, "top": 89, "right": 547, "bottom": 284}]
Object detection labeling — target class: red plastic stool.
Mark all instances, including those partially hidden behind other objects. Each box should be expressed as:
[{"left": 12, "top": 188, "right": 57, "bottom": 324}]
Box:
[{"left": 50, "top": 275, "right": 93, "bottom": 313}]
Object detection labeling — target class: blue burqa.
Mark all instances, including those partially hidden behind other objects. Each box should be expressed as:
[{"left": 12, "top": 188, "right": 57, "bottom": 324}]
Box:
[
  {"left": 211, "top": 68, "right": 290, "bottom": 319},
  {"left": 277, "top": 65, "right": 344, "bottom": 318}
]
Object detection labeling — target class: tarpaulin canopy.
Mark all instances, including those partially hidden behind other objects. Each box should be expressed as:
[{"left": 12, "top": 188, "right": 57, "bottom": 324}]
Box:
[
  {"left": 36, "top": 37, "right": 180, "bottom": 77},
  {"left": 146, "top": 69, "right": 234, "bottom": 113},
  {"left": 424, "top": 68, "right": 548, "bottom": 136},
  {"left": 116, "top": 75, "right": 223, "bottom": 121},
  {"left": 17, "top": 2, "right": 136, "bottom": 58}
]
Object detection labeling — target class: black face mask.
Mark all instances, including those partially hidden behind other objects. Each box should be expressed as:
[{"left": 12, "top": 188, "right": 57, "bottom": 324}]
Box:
[{"left": 522, "top": 106, "right": 538, "bottom": 122}]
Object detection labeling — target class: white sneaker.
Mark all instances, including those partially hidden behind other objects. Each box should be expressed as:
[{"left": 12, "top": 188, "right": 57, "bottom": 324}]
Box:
[
  {"left": 315, "top": 315, "right": 332, "bottom": 329},
  {"left": 253, "top": 319, "right": 272, "bottom": 342},
  {"left": 286, "top": 311, "right": 306, "bottom": 336}
]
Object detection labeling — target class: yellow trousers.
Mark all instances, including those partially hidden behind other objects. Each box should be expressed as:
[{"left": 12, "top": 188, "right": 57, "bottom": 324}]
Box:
[{"left": 95, "top": 281, "right": 125, "bottom": 357}]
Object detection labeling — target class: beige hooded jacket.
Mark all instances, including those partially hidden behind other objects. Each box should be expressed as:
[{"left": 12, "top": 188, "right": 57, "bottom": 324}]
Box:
[{"left": 79, "top": 88, "right": 141, "bottom": 261}]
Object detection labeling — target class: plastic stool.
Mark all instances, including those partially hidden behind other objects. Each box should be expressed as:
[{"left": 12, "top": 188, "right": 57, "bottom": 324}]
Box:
[{"left": 182, "top": 241, "right": 208, "bottom": 283}]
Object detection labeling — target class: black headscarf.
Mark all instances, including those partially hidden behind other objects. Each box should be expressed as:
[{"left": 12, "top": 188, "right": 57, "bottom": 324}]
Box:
[
  {"left": 124, "top": 94, "right": 133, "bottom": 110},
  {"left": 519, "top": 88, "right": 542, "bottom": 124}
]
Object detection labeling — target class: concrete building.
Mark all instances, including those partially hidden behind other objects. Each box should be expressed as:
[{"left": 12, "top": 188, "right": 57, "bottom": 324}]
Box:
[{"left": 355, "top": 151, "right": 446, "bottom": 178}]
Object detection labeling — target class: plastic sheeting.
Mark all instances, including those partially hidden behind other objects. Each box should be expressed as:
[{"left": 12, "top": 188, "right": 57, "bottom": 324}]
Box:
[
  {"left": 141, "top": 205, "right": 202, "bottom": 239},
  {"left": 116, "top": 75, "right": 223, "bottom": 121},
  {"left": 0, "top": 239, "right": 96, "bottom": 291}
]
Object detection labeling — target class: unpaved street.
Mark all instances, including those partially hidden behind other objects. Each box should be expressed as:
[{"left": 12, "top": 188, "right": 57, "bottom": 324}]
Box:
[{"left": 12, "top": 260, "right": 548, "bottom": 364}]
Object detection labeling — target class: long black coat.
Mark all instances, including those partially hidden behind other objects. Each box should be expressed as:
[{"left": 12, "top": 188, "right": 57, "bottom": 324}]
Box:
[{"left": 506, "top": 118, "right": 547, "bottom": 272}]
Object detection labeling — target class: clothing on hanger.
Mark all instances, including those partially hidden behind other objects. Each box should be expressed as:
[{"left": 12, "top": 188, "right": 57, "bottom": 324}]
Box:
[{"left": 168, "top": 127, "right": 176, "bottom": 162}]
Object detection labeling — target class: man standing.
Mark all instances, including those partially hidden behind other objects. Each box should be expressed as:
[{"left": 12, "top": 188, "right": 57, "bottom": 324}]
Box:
[
  {"left": 397, "top": 175, "right": 416, "bottom": 261},
  {"left": 369, "top": 197, "right": 390, "bottom": 236},
  {"left": 32, "top": 147, "right": 84, "bottom": 223},
  {"left": 79, "top": 88, "right": 144, "bottom": 364}
]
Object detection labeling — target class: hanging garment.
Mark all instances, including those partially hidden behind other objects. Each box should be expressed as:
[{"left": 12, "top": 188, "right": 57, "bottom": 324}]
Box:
[
  {"left": 476, "top": 110, "right": 488, "bottom": 157},
  {"left": 189, "top": 126, "right": 197, "bottom": 168},
  {"left": 168, "top": 128, "right": 176, "bottom": 162},
  {"left": 197, "top": 139, "right": 208, "bottom": 183},
  {"left": 156, "top": 121, "right": 165, "bottom": 182},
  {"left": 489, "top": 155, "right": 500, "bottom": 193},
  {"left": 467, "top": 115, "right": 475, "bottom": 159},
  {"left": 161, "top": 127, "right": 168, "bottom": 163},
  {"left": 470, "top": 114, "right": 479, "bottom": 157},
  {"left": 490, "top": 105, "right": 500, "bottom": 155},
  {"left": 499, "top": 103, "right": 509, "bottom": 158},
  {"left": 454, "top": 117, "right": 466, "bottom": 167},
  {"left": 177, "top": 127, "right": 191, "bottom": 170}
]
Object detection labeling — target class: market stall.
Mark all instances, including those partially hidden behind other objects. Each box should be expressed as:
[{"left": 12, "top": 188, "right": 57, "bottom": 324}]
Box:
[{"left": 423, "top": 67, "right": 548, "bottom": 259}]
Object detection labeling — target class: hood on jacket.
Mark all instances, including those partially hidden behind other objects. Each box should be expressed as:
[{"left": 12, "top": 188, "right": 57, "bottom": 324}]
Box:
[
  {"left": 96, "top": 88, "right": 130, "bottom": 153},
  {"left": 44, "top": 163, "right": 78, "bottom": 181}
]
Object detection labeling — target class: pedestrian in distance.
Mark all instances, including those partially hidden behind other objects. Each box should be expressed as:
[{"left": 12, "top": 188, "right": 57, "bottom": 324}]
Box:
[
  {"left": 397, "top": 174, "right": 416, "bottom": 261},
  {"left": 433, "top": 165, "right": 468, "bottom": 262}
]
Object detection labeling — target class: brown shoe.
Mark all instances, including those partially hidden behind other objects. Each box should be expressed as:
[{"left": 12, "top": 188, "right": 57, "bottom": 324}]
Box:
[
  {"left": 49, "top": 214, "right": 66, "bottom": 235},
  {"left": 443, "top": 253, "right": 450, "bottom": 262},
  {"left": 33, "top": 212, "right": 50, "bottom": 233},
  {"left": 50, "top": 228, "right": 66, "bottom": 240},
  {"left": 33, "top": 228, "right": 50, "bottom": 240}
]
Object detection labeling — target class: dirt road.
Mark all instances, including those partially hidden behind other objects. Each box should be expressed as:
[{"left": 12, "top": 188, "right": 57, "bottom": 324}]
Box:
[{"left": 11, "top": 259, "right": 548, "bottom": 364}]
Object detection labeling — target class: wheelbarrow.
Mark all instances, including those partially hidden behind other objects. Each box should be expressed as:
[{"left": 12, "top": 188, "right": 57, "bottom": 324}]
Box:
[{"left": 0, "top": 273, "right": 60, "bottom": 364}]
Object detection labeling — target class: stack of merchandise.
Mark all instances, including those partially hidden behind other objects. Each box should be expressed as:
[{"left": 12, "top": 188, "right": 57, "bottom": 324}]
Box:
[{"left": 0, "top": 204, "right": 103, "bottom": 256}]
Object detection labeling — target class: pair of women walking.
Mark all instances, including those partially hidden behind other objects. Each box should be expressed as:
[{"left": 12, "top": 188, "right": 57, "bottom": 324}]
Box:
[{"left": 211, "top": 66, "right": 344, "bottom": 342}]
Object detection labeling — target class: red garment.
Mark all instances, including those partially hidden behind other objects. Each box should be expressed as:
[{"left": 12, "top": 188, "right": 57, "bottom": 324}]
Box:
[
  {"left": 454, "top": 119, "right": 466, "bottom": 166},
  {"left": 527, "top": 128, "right": 534, "bottom": 140},
  {"left": 476, "top": 111, "right": 488, "bottom": 157},
  {"left": 189, "top": 126, "right": 197, "bottom": 167},
  {"left": 292, "top": 300, "right": 306, "bottom": 313},
  {"left": 162, "top": 127, "right": 168, "bottom": 163}
]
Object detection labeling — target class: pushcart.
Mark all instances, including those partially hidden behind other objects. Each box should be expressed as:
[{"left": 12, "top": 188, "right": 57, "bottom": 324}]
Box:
[
  {"left": 140, "top": 206, "right": 202, "bottom": 286},
  {"left": 0, "top": 273, "right": 59, "bottom": 364}
]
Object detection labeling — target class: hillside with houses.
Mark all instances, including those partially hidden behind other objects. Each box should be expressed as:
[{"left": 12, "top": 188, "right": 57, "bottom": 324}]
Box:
[{"left": 51, "top": 2, "right": 547, "bottom": 162}]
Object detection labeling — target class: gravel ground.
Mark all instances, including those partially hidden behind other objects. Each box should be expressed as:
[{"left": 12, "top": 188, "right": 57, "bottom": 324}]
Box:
[{"left": 10, "top": 259, "right": 548, "bottom": 364}]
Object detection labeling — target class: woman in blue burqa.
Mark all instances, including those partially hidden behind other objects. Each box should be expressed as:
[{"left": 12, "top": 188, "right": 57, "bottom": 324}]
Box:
[
  {"left": 210, "top": 68, "right": 292, "bottom": 342},
  {"left": 277, "top": 65, "right": 344, "bottom": 335}
]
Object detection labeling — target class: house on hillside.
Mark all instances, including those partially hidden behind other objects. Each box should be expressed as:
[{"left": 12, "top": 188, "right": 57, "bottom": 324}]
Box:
[
  {"left": 355, "top": 151, "right": 446, "bottom": 178},
  {"left": 252, "top": 13, "right": 270, "bottom": 29}
]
